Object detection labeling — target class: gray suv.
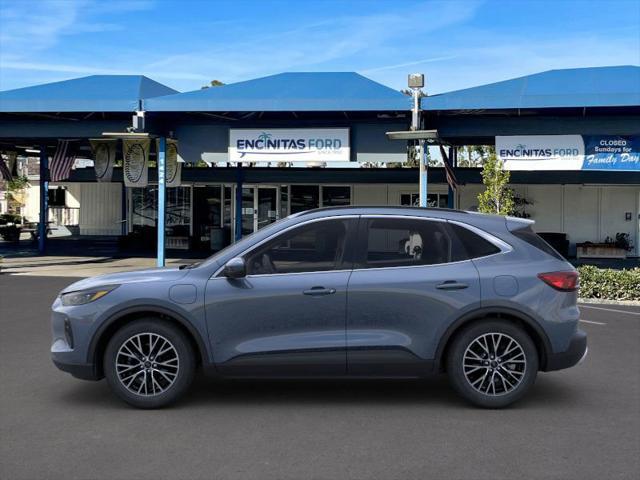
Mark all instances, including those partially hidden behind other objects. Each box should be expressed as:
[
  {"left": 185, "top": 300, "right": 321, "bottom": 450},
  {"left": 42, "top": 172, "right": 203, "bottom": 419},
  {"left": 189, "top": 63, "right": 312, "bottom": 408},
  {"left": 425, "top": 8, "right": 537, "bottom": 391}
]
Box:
[{"left": 51, "top": 207, "right": 587, "bottom": 408}]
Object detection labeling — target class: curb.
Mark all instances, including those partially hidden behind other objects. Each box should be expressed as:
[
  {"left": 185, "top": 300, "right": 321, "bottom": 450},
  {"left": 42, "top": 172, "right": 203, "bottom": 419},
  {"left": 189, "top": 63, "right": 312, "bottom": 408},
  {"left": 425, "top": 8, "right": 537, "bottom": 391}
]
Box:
[{"left": 578, "top": 298, "right": 640, "bottom": 306}]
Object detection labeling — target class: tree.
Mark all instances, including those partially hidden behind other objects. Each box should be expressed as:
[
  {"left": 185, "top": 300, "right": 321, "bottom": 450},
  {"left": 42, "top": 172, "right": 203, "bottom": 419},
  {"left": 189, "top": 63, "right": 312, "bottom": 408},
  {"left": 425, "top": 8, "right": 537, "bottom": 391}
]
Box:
[
  {"left": 477, "top": 152, "right": 514, "bottom": 215},
  {"left": 201, "top": 80, "right": 225, "bottom": 89}
]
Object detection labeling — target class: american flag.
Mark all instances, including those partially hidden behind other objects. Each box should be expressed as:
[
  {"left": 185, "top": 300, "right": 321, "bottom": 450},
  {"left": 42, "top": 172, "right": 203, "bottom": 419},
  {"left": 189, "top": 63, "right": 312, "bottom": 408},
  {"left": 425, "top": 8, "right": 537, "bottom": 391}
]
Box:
[
  {"left": 50, "top": 140, "right": 77, "bottom": 182},
  {"left": 0, "top": 156, "right": 12, "bottom": 181},
  {"left": 439, "top": 145, "right": 458, "bottom": 190}
]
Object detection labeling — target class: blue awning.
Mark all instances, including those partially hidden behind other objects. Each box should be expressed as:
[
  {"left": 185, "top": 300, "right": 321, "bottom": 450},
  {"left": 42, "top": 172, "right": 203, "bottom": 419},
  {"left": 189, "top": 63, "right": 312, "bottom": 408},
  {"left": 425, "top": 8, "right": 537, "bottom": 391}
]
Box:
[
  {"left": 422, "top": 66, "right": 640, "bottom": 111},
  {"left": 0, "top": 75, "right": 178, "bottom": 113},
  {"left": 145, "top": 72, "right": 410, "bottom": 112}
]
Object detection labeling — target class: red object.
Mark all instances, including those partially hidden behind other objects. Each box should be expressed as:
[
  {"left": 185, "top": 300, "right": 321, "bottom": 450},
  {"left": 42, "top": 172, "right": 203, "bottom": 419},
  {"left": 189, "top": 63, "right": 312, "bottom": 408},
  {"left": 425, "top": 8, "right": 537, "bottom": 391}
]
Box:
[{"left": 538, "top": 271, "right": 579, "bottom": 291}]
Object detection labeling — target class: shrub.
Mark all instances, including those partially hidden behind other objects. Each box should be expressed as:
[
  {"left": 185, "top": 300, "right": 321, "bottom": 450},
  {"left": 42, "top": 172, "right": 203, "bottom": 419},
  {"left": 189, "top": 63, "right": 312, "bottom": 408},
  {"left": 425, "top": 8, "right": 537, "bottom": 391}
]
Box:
[{"left": 577, "top": 265, "right": 640, "bottom": 301}]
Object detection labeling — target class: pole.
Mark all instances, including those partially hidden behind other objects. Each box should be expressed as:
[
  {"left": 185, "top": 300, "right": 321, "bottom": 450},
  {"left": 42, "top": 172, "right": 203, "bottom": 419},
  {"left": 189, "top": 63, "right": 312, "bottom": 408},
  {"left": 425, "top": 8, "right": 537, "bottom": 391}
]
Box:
[
  {"left": 235, "top": 163, "right": 243, "bottom": 242},
  {"left": 419, "top": 140, "right": 428, "bottom": 207},
  {"left": 447, "top": 146, "right": 455, "bottom": 209},
  {"left": 157, "top": 137, "right": 166, "bottom": 267},
  {"left": 38, "top": 146, "right": 48, "bottom": 254}
]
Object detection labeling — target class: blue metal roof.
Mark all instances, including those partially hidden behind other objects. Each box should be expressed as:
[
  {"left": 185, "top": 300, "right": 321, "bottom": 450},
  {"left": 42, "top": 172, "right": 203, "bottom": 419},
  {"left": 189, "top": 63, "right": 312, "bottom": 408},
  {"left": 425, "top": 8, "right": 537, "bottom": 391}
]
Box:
[
  {"left": 0, "top": 75, "right": 178, "bottom": 113},
  {"left": 422, "top": 66, "right": 640, "bottom": 111},
  {"left": 145, "top": 72, "right": 410, "bottom": 112}
]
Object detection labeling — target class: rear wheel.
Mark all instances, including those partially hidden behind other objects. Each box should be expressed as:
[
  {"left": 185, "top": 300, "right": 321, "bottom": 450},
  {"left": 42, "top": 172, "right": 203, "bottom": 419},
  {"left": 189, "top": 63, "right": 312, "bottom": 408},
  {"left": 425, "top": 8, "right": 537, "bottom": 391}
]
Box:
[
  {"left": 104, "top": 318, "right": 195, "bottom": 408},
  {"left": 446, "top": 319, "right": 538, "bottom": 408}
]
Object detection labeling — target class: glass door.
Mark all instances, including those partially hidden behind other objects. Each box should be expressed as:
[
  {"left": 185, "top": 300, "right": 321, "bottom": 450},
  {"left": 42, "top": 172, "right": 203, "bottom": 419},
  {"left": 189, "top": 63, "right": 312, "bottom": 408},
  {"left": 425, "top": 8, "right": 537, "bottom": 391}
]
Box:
[
  {"left": 233, "top": 185, "right": 281, "bottom": 239},
  {"left": 257, "top": 187, "right": 278, "bottom": 230}
]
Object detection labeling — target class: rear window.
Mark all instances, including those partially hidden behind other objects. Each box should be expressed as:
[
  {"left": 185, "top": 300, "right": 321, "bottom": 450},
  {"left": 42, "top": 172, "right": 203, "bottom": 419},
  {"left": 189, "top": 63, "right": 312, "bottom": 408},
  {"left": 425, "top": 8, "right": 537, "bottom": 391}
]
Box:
[
  {"left": 512, "top": 227, "right": 565, "bottom": 260},
  {"left": 448, "top": 224, "right": 501, "bottom": 261}
]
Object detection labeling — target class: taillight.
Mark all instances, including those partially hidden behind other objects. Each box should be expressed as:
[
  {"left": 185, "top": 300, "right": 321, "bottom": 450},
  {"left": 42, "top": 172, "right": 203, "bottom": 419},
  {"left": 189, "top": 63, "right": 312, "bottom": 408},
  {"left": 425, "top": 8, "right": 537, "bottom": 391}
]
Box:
[{"left": 537, "top": 271, "right": 579, "bottom": 291}]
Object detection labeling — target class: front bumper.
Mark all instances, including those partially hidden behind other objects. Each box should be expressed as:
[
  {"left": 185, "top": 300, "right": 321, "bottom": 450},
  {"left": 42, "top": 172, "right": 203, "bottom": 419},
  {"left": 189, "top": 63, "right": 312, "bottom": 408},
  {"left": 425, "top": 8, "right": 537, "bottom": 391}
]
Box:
[
  {"left": 52, "top": 359, "right": 101, "bottom": 380},
  {"left": 544, "top": 328, "right": 588, "bottom": 371}
]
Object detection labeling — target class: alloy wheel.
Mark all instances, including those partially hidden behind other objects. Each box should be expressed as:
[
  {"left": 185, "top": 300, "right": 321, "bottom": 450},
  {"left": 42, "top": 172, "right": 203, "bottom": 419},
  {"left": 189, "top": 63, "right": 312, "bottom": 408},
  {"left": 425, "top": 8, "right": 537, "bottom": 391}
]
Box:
[
  {"left": 462, "top": 332, "right": 526, "bottom": 396},
  {"left": 115, "top": 333, "right": 180, "bottom": 396}
]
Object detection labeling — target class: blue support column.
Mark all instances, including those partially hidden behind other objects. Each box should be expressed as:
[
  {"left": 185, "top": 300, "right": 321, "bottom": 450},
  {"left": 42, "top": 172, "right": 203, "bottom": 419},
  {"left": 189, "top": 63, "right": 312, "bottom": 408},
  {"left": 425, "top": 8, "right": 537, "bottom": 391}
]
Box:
[
  {"left": 419, "top": 140, "right": 428, "bottom": 207},
  {"left": 234, "top": 163, "right": 243, "bottom": 242},
  {"left": 447, "top": 146, "right": 455, "bottom": 209},
  {"left": 157, "top": 137, "right": 166, "bottom": 267},
  {"left": 38, "top": 146, "right": 48, "bottom": 254}
]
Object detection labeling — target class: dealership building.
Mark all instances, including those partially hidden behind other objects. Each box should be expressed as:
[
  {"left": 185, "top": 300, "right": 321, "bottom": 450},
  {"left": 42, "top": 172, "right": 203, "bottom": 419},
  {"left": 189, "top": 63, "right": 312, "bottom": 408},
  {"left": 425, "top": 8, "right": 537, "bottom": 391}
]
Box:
[{"left": 0, "top": 65, "right": 638, "bottom": 258}]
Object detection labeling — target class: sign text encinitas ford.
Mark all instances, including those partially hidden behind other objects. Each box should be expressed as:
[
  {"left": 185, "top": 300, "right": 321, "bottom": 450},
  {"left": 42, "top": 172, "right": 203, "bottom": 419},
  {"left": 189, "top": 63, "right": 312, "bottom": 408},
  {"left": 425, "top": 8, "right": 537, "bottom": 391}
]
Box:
[
  {"left": 229, "top": 128, "right": 350, "bottom": 162},
  {"left": 497, "top": 135, "right": 585, "bottom": 170}
]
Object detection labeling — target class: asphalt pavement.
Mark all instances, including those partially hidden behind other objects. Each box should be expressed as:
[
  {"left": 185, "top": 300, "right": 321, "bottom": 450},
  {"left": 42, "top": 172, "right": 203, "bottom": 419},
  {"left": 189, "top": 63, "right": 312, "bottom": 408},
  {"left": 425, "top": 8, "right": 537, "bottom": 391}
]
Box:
[{"left": 0, "top": 275, "right": 638, "bottom": 480}]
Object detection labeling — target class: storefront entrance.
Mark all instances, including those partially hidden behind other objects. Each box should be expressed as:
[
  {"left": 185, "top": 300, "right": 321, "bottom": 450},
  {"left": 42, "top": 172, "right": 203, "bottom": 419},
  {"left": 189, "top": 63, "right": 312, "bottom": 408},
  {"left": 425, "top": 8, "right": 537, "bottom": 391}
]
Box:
[{"left": 236, "top": 185, "right": 281, "bottom": 238}]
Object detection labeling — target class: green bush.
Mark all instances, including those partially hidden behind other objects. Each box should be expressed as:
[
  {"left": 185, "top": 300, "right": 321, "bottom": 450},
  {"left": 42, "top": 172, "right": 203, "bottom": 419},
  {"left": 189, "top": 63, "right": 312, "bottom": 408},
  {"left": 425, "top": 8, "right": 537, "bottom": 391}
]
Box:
[{"left": 578, "top": 265, "right": 640, "bottom": 301}]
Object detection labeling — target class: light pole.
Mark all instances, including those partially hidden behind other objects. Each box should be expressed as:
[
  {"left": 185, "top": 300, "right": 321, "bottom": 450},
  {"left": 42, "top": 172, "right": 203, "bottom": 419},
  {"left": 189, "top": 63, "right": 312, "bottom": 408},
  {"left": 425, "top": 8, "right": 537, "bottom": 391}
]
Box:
[{"left": 408, "top": 73, "right": 427, "bottom": 207}]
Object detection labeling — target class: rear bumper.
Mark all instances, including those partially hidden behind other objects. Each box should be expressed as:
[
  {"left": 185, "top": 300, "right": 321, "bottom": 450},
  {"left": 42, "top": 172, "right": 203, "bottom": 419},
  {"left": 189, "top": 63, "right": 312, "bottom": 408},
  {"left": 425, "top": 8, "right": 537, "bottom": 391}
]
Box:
[{"left": 544, "top": 329, "right": 587, "bottom": 371}]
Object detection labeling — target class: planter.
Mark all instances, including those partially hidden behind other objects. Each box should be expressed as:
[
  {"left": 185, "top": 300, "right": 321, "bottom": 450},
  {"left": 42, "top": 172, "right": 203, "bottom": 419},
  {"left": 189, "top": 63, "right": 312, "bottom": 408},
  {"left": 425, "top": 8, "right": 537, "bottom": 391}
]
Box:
[{"left": 576, "top": 243, "right": 627, "bottom": 259}]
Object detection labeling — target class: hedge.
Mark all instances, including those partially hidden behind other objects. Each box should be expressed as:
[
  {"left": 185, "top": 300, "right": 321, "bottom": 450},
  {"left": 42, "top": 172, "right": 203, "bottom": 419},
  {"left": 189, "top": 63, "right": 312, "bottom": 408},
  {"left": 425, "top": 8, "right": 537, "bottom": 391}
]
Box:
[{"left": 577, "top": 265, "right": 640, "bottom": 301}]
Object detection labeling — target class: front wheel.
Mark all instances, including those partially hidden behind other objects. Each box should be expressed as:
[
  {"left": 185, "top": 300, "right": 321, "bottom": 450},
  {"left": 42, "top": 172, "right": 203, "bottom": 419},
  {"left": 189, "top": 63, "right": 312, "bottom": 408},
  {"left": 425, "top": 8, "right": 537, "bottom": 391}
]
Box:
[
  {"left": 446, "top": 320, "right": 538, "bottom": 408},
  {"left": 104, "top": 318, "right": 195, "bottom": 408}
]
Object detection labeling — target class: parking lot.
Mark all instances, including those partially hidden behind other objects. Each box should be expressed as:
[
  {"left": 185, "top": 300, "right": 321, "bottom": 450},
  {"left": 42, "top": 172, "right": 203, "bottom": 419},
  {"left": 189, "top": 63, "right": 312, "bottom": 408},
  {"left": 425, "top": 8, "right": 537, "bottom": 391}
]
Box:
[{"left": 1, "top": 274, "right": 638, "bottom": 480}]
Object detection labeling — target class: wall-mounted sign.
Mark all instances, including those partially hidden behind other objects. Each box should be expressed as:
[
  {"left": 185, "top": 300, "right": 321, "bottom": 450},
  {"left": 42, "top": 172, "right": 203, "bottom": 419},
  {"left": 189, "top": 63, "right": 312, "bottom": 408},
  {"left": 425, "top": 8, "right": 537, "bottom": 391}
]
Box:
[
  {"left": 496, "top": 135, "right": 584, "bottom": 170},
  {"left": 90, "top": 139, "right": 116, "bottom": 182},
  {"left": 122, "top": 138, "right": 150, "bottom": 187},
  {"left": 582, "top": 136, "right": 640, "bottom": 171},
  {"left": 229, "top": 128, "right": 350, "bottom": 162},
  {"left": 497, "top": 135, "right": 640, "bottom": 171}
]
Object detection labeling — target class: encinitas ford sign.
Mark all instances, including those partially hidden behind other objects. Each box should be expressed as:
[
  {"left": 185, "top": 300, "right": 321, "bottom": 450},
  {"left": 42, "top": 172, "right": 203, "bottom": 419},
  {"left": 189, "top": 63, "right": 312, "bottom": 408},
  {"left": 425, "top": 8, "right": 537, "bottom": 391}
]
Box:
[
  {"left": 229, "top": 128, "right": 350, "bottom": 162},
  {"left": 497, "top": 135, "right": 584, "bottom": 170},
  {"left": 497, "top": 135, "right": 640, "bottom": 171}
]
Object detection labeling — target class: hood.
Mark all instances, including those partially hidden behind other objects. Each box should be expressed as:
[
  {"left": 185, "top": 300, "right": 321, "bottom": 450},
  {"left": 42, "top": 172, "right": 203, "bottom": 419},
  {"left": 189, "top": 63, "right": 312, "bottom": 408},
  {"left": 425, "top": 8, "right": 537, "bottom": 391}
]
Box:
[{"left": 61, "top": 267, "right": 190, "bottom": 293}]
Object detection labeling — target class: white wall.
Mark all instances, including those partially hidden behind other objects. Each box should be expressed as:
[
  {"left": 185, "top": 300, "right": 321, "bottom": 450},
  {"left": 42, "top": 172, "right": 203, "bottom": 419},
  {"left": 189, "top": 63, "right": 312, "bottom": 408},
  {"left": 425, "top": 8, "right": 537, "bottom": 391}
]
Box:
[{"left": 457, "top": 183, "right": 640, "bottom": 256}]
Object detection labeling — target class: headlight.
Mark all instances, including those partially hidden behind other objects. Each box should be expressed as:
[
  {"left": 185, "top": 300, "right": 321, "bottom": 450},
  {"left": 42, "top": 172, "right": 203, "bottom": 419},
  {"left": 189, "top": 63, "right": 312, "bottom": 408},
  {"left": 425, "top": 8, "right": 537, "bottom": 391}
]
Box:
[{"left": 60, "top": 285, "right": 119, "bottom": 306}]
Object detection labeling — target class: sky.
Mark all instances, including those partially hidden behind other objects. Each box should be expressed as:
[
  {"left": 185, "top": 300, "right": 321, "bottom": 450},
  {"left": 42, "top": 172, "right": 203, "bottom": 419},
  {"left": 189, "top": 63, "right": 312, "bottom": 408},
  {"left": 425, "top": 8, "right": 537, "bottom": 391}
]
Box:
[{"left": 0, "top": 0, "right": 639, "bottom": 94}]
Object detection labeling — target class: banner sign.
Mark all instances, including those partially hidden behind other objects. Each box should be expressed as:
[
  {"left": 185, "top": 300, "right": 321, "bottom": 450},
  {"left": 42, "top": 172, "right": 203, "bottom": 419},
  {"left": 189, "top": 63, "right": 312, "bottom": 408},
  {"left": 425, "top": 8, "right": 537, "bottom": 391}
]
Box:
[
  {"left": 497, "top": 135, "right": 640, "bottom": 171},
  {"left": 156, "top": 138, "right": 181, "bottom": 187},
  {"left": 582, "top": 136, "right": 640, "bottom": 171},
  {"left": 123, "top": 138, "right": 150, "bottom": 187},
  {"left": 90, "top": 139, "right": 116, "bottom": 182},
  {"left": 497, "top": 135, "right": 584, "bottom": 170},
  {"left": 229, "top": 128, "right": 350, "bottom": 162}
]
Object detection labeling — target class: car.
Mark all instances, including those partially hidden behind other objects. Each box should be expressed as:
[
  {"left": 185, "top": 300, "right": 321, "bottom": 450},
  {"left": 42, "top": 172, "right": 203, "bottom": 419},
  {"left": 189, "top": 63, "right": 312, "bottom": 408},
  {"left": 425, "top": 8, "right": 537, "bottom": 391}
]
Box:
[{"left": 51, "top": 206, "right": 587, "bottom": 409}]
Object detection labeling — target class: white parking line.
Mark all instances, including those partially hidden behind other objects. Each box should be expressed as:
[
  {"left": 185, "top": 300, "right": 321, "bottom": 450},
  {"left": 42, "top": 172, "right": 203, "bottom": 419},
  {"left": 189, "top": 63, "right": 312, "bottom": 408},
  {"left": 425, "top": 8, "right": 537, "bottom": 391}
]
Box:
[
  {"left": 579, "top": 319, "right": 607, "bottom": 325},
  {"left": 579, "top": 305, "right": 640, "bottom": 316}
]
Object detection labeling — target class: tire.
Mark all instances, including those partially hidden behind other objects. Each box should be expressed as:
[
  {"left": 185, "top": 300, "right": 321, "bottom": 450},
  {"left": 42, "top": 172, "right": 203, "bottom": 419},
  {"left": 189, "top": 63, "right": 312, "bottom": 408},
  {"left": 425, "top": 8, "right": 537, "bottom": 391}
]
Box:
[
  {"left": 446, "top": 319, "right": 538, "bottom": 408},
  {"left": 104, "top": 318, "right": 195, "bottom": 409}
]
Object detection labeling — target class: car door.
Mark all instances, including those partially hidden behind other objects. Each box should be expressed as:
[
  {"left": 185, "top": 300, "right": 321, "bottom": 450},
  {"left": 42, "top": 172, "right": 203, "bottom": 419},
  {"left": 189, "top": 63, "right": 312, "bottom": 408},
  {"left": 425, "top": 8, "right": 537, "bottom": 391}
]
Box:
[
  {"left": 205, "top": 216, "right": 357, "bottom": 377},
  {"left": 346, "top": 215, "right": 482, "bottom": 376}
]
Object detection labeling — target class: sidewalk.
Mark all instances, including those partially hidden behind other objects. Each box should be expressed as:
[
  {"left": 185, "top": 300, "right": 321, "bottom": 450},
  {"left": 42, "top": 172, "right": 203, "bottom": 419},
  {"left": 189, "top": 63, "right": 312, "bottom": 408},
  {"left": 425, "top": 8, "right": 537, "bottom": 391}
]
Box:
[{"left": 0, "top": 255, "right": 194, "bottom": 277}]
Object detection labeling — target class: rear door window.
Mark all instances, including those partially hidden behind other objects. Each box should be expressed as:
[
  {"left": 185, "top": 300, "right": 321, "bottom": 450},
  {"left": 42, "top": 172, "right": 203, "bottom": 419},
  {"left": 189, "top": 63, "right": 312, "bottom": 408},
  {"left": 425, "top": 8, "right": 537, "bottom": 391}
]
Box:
[
  {"left": 447, "top": 223, "right": 501, "bottom": 261},
  {"left": 358, "top": 217, "right": 452, "bottom": 268}
]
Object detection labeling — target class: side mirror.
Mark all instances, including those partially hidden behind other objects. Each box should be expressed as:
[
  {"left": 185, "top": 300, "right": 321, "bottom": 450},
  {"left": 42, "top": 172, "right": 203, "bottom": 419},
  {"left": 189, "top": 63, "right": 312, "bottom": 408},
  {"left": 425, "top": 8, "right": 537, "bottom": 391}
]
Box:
[{"left": 223, "top": 257, "right": 246, "bottom": 279}]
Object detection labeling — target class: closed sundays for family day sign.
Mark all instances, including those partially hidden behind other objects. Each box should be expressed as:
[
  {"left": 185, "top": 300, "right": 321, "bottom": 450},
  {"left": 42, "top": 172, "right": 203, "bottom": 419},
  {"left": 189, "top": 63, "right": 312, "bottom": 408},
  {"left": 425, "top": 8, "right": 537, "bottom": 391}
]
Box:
[
  {"left": 497, "top": 135, "right": 640, "bottom": 171},
  {"left": 229, "top": 128, "right": 350, "bottom": 162}
]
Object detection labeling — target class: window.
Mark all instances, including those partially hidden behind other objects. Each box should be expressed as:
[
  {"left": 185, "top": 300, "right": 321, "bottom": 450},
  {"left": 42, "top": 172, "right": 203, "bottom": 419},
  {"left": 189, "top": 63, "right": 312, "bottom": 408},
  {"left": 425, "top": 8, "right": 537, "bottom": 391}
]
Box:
[
  {"left": 400, "top": 192, "right": 448, "bottom": 208},
  {"left": 448, "top": 223, "right": 501, "bottom": 260},
  {"left": 48, "top": 188, "right": 66, "bottom": 207},
  {"left": 290, "top": 185, "right": 319, "bottom": 214},
  {"left": 246, "top": 219, "right": 350, "bottom": 275},
  {"left": 512, "top": 226, "right": 564, "bottom": 260},
  {"left": 361, "top": 217, "right": 452, "bottom": 268},
  {"left": 131, "top": 186, "right": 191, "bottom": 233},
  {"left": 322, "top": 186, "right": 351, "bottom": 207}
]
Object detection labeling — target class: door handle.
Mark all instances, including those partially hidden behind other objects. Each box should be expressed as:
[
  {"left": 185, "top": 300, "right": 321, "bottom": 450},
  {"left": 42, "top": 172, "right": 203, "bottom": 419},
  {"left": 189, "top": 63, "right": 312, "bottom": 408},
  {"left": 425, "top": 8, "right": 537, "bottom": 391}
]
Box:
[
  {"left": 303, "top": 286, "right": 337, "bottom": 296},
  {"left": 436, "top": 281, "right": 468, "bottom": 290}
]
